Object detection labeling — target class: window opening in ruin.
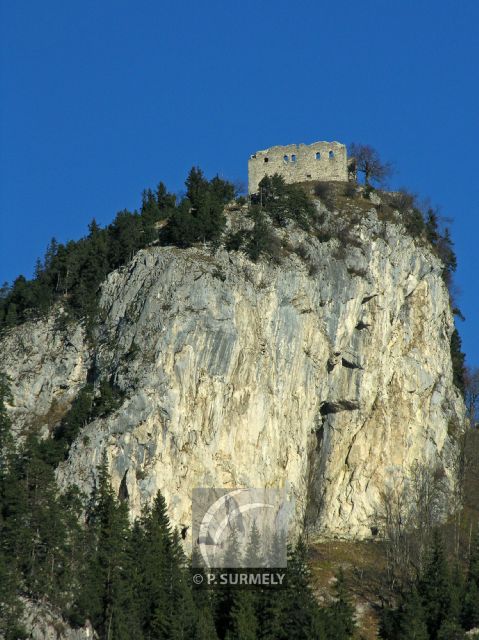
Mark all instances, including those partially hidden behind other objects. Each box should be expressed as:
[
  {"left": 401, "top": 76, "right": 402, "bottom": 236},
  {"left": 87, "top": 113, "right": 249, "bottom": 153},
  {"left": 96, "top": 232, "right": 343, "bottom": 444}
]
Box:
[
  {"left": 315, "top": 152, "right": 321, "bottom": 160},
  {"left": 329, "top": 150, "right": 334, "bottom": 159},
  {"left": 264, "top": 157, "right": 269, "bottom": 163},
  {"left": 283, "top": 155, "right": 289, "bottom": 162},
  {"left": 291, "top": 154, "right": 297, "bottom": 162}
]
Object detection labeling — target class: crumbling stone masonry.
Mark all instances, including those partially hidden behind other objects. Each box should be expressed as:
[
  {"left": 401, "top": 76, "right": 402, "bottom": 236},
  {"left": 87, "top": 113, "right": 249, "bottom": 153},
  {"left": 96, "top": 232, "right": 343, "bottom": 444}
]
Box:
[{"left": 248, "top": 141, "right": 348, "bottom": 194}]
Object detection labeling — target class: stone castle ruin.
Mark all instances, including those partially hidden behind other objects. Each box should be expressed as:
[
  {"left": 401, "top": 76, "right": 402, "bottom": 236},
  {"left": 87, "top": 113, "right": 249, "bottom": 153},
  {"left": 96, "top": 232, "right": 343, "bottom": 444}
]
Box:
[{"left": 248, "top": 140, "right": 350, "bottom": 194}]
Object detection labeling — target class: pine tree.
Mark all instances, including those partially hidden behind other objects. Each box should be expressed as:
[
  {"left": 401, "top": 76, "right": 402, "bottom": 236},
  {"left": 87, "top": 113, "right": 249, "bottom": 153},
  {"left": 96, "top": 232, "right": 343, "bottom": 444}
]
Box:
[
  {"left": 245, "top": 207, "right": 280, "bottom": 263},
  {"left": 450, "top": 329, "right": 466, "bottom": 394},
  {"left": 324, "top": 568, "right": 355, "bottom": 639},
  {"left": 396, "top": 588, "right": 429, "bottom": 640},
  {"left": 419, "top": 530, "right": 455, "bottom": 640},
  {"left": 0, "top": 375, "right": 26, "bottom": 639},
  {"left": 137, "top": 491, "right": 197, "bottom": 639},
  {"left": 425, "top": 209, "right": 440, "bottom": 246},
  {"left": 462, "top": 526, "right": 479, "bottom": 630},
  {"left": 190, "top": 548, "right": 219, "bottom": 640},
  {"left": 225, "top": 589, "right": 258, "bottom": 640},
  {"left": 0, "top": 548, "right": 26, "bottom": 640},
  {"left": 437, "top": 619, "right": 465, "bottom": 640},
  {"left": 165, "top": 529, "right": 196, "bottom": 639},
  {"left": 280, "top": 538, "right": 326, "bottom": 640},
  {"left": 245, "top": 520, "right": 263, "bottom": 568},
  {"left": 77, "top": 454, "right": 139, "bottom": 639}
]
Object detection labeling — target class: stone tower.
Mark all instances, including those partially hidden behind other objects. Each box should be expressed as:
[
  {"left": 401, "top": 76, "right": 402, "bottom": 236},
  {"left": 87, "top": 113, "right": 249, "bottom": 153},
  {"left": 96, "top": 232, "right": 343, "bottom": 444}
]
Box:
[{"left": 248, "top": 140, "right": 348, "bottom": 194}]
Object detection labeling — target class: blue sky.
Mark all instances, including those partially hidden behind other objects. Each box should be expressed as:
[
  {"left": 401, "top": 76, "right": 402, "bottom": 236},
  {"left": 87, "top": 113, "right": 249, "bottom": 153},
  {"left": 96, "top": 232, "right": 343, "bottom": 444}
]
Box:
[{"left": 1, "top": 0, "right": 478, "bottom": 366}]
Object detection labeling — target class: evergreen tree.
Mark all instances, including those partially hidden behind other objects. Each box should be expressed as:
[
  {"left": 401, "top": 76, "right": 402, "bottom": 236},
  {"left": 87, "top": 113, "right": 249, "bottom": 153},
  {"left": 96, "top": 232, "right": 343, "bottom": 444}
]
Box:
[
  {"left": 225, "top": 589, "right": 258, "bottom": 640},
  {"left": 323, "top": 569, "right": 355, "bottom": 639},
  {"left": 425, "top": 209, "right": 440, "bottom": 246},
  {"left": 137, "top": 491, "right": 196, "bottom": 639},
  {"left": 0, "top": 374, "right": 26, "bottom": 639},
  {"left": 190, "top": 548, "right": 219, "bottom": 640},
  {"left": 437, "top": 619, "right": 465, "bottom": 640},
  {"left": 77, "top": 454, "right": 139, "bottom": 639},
  {"left": 396, "top": 588, "right": 429, "bottom": 640},
  {"left": 245, "top": 520, "right": 263, "bottom": 567},
  {"left": 437, "top": 227, "right": 457, "bottom": 285},
  {"left": 280, "top": 538, "right": 326, "bottom": 640},
  {"left": 450, "top": 329, "right": 466, "bottom": 395},
  {"left": 215, "top": 526, "right": 244, "bottom": 638},
  {"left": 245, "top": 206, "right": 280, "bottom": 263},
  {"left": 462, "top": 526, "right": 479, "bottom": 630},
  {"left": 255, "top": 174, "right": 315, "bottom": 229},
  {"left": 156, "top": 181, "right": 176, "bottom": 211},
  {"left": 418, "top": 530, "right": 456, "bottom": 640}
]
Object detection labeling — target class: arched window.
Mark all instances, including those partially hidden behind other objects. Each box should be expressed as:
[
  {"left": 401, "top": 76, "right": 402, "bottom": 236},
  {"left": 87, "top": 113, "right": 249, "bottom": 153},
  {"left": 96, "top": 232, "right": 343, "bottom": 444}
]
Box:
[
  {"left": 291, "top": 154, "right": 297, "bottom": 162},
  {"left": 283, "top": 155, "right": 289, "bottom": 162},
  {"left": 315, "top": 152, "right": 321, "bottom": 160},
  {"left": 329, "top": 150, "right": 334, "bottom": 159}
]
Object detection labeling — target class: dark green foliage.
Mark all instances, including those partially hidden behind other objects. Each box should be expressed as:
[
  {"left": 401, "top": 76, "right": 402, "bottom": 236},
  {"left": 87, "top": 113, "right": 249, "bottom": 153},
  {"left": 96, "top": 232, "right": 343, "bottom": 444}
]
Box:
[
  {"left": 405, "top": 208, "right": 426, "bottom": 237},
  {"left": 396, "top": 589, "right": 429, "bottom": 640},
  {"left": 254, "top": 174, "right": 316, "bottom": 229},
  {"left": 381, "top": 590, "right": 429, "bottom": 640},
  {"left": 436, "top": 227, "right": 457, "bottom": 287},
  {"left": 378, "top": 525, "right": 479, "bottom": 640},
  {"left": 0, "top": 548, "right": 27, "bottom": 639},
  {"left": 436, "top": 620, "right": 465, "bottom": 640},
  {"left": 323, "top": 569, "right": 356, "bottom": 640},
  {"left": 425, "top": 209, "right": 440, "bottom": 245},
  {"left": 0, "top": 373, "right": 361, "bottom": 640},
  {"left": 0, "top": 375, "right": 27, "bottom": 639},
  {"left": 418, "top": 531, "right": 456, "bottom": 639},
  {"left": 165, "top": 167, "right": 233, "bottom": 246},
  {"left": 75, "top": 454, "right": 142, "bottom": 639},
  {"left": 450, "top": 329, "right": 466, "bottom": 394},
  {"left": 245, "top": 207, "right": 282, "bottom": 263},
  {"left": 225, "top": 205, "right": 283, "bottom": 263},
  {"left": 314, "top": 181, "right": 336, "bottom": 209},
  {"left": 225, "top": 590, "right": 258, "bottom": 640},
  {"left": 279, "top": 538, "right": 330, "bottom": 639},
  {"left": 0, "top": 377, "right": 87, "bottom": 627},
  {"left": 462, "top": 528, "right": 479, "bottom": 630},
  {"left": 245, "top": 520, "right": 262, "bottom": 567},
  {"left": 0, "top": 171, "right": 235, "bottom": 331},
  {"left": 38, "top": 380, "right": 124, "bottom": 467}
]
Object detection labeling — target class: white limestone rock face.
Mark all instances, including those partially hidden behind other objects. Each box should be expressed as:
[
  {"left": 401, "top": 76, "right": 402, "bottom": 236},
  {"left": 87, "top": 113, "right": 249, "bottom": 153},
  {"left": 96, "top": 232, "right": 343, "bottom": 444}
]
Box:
[
  {"left": 1, "top": 206, "right": 465, "bottom": 539},
  {"left": 1, "top": 315, "right": 88, "bottom": 438},
  {"left": 20, "top": 599, "right": 97, "bottom": 640}
]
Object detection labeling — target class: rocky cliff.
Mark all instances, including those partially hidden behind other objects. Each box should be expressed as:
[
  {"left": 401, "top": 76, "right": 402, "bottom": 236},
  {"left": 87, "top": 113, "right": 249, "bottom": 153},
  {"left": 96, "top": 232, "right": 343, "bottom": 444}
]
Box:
[{"left": 1, "top": 197, "right": 465, "bottom": 540}]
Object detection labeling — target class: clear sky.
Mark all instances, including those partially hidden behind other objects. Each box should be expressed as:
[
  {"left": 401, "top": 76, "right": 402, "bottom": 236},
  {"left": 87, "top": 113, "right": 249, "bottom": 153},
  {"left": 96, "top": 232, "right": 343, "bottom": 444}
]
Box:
[{"left": 1, "top": 0, "right": 478, "bottom": 366}]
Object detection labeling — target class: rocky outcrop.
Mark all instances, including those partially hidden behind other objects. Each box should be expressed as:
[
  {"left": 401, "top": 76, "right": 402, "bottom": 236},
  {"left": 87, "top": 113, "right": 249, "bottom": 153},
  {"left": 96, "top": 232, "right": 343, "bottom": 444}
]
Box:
[
  {"left": 1, "top": 201, "right": 465, "bottom": 539},
  {"left": 19, "top": 599, "right": 97, "bottom": 640}
]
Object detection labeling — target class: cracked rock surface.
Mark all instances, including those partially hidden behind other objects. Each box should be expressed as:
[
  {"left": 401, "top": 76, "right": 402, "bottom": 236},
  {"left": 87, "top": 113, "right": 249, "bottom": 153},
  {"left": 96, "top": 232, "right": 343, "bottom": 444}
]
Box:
[{"left": 1, "top": 204, "right": 465, "bottom": 539}]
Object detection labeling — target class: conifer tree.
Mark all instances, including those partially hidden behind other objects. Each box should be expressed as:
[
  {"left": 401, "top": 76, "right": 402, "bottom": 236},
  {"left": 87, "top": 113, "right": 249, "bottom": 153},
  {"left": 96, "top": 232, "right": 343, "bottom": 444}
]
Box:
[
  {"left": 396, "top": 588, "right": 429, "bottom": 640},
  {"left": 280, "top": 538, "right": 326, "bottom": 639},
  {"left": 225, "top": 589, "right": 258, "bottom": 640},
  {"left": 437, "top": 619, "right": 466, "bottom": 640},
  {"left": 419, "top": 530, "right": 455, "bottom": 639},
  {"left": 214, "top": 525, "right": 244, "bottom": 638},
  {"left": 245, "top": 520, "right": 263, "bottom": 568},
  {"left": 462, "top": 526, "right": 479, "bottom": 630},
  {"left": 190, "top": 548, "right": 219, "bottom": 640},
  {"left": 77, "top": 454, "right": 138, "bottom": 639},
  {"left": 324, "top": 568, "right": 355, "bottom": 639},
  {"left": 0, "top": 375, "right": 26, "bottom": 639}
]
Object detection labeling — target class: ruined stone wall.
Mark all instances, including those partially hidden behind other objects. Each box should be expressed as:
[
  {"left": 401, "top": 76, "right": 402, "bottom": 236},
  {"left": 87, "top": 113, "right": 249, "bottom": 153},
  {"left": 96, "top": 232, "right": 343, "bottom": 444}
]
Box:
[{"left": 248, "top": 141, "right": 348, "bottom": 193}]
